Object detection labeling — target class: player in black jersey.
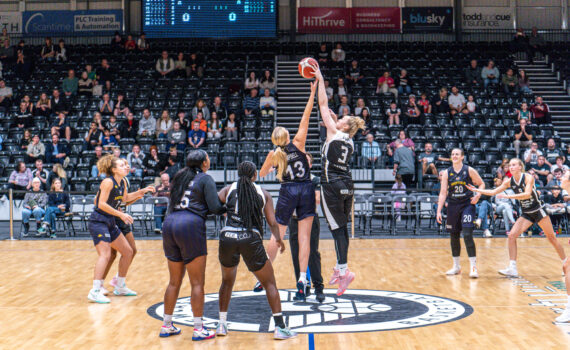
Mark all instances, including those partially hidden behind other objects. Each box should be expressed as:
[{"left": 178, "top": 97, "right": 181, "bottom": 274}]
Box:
[
  {"left": 315, "top": 68, "right": 365, "bottom": 296},
  {"left": 87, "top": 155, "right": 155, "bottom": 304},
  {"left": 467, "top": 158, "right": 567, "bottom": 279},
  {"left": 159, "top": 150, "right": 225, "bottom": 341},
  {"left": 258, "top": 80, "right": 317, "bottom": 300},
  {"left": 437, "top": 148, "right": 485, "bottom": 278},
  {"left": 216, "top": 161, "right": 296, "bottom": 340}
]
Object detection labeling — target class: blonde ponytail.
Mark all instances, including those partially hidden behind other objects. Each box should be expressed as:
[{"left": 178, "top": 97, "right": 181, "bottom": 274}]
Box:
[
  {"left": 271, "top": 126, "right": 290, "bottom": 181},
  {"left": 347, "top": 116, "right": 366, "bottom": 138}
]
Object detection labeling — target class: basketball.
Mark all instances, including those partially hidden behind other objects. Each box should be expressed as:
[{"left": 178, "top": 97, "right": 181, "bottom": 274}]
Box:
[{"left": 298, "top": 57, "right": 318, "bottom": 79}]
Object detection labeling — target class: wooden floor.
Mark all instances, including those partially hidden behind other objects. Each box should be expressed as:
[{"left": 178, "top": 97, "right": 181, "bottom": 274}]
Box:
[{"left": 2, "top": 237, "right": 570, "bottom": 349}]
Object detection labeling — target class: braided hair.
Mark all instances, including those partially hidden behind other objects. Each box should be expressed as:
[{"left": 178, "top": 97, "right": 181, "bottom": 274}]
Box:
[
  {"left": 167, "top": 149, "right": 208, "bottom": 214},
  {"left": 237, "top": 161, "right": 264, "bottom": 235}
]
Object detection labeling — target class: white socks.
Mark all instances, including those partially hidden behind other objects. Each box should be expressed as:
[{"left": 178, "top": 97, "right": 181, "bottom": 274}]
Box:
[
  {"left": 469, "top": 257, "right": 476, "bottom": 267},
  {"left": 299, "top": 272, "right": 307, "bottom": 284},
  {"left": 219, "top": 312, "right": 227, "bottom": 324},
  {"left": 163, "top": 314, "right": 172, "bottom": 327},
  {"left": 509, "top": 260, "right": 517, "bottom": 268},
  {"left": 338, "top": 264, "right": 348, "bottom": 276},
  {"left": 452, "top": 257, "right": 460, "bottom": 267},
  {"left": 93, "top": 280, "right": 102, "bottom": 290},
  {"left": 117, "top": 276, "right": 126, "bottom": 288},
  {"left": 194, "top": 317, "right": 203, "bottom": 330}
]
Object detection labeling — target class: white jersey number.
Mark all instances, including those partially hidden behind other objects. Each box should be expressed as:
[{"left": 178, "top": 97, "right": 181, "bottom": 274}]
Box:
[
  {"left": 286, "top": 161, "right": 305, "bottom": 179},
  {"left": 337, "top": 145, "right": 350, "bottom": 164}
]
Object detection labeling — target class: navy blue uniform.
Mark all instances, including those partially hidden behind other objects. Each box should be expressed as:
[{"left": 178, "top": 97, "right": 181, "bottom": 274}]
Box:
[
  {"left": 445, "top": 164, "right": 476, "bottom": 233},
  {"left": 219, "top": 181, "right": 269, "bottom": 272},
  {"left": 162, "top": 172, "right": 224, "bottom": 264},
  {"left": 88, "top": 177, "right": 125, "bottom": 245},
  {"left": 116, "top": 177, "right": 132, "bottom": 235},
  {"left": 511, "top": 173, "right": 547, "bottom": 223},
  {"left": 275, "top": 143, "right": 316, "bottom": 225}
]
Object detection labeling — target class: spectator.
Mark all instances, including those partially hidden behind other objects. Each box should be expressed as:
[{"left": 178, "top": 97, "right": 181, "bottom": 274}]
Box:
[
  {"left": 98, "top": 93, "right": 114, "bottom": 116},
  {"left": 188, "top": 121, "right": 206, "bottom": 148},
  {"left": 153, "top": 173, "right": 170, "bottom": 233},
  {"left": 137, "top": 33, "right": 149, "bottom": 51},
  {"left": 388, "top": 130, "right": 415, "bottom": 161},
  {"left": 528, "top": 27, "right": 545, "bottom": 64},
  {"left": 14, "top": 51, "right": 32, "bottom": 81},
  {"left": 518, "top": 69, "right": 532, "bottom": 94},
  {"left": 224, "top": 112, "right": 238, "bottom": 140},
  {"left": 333, "top": 78, "right": 350, "bottom": 105},
  {"left": 377, "top": 71, "right": 398, "bottom": 98},
  {"left": 550, "top": 156, "right": 569, "bottom": 174},
  {"left": 404, "top": 94, "right": 422, "bottom": 125},
  {"left": 38, "top": 178, "right": 70, "bottom": 238},
  {"left": 386, "top": 102, "right": 402, "bottom": 126},
  {"left": 47, "top": 163, "right": 68, "bottom": 190},
  {"left": 392, "top": 139, "right": 415, "bottom": 187},
  {"left": 531, "top": 155, "right": 550, "bottom": 184},
  {"left": 211, "top": 96, "right": 227, "bottom": 120},
  {"left": 465, "top": 59, "right": 483, "bottom": 86},
  {"left": 19, "top": 129, "right": 32, "bottom": 151},
  {"left": 517, "top": 102, "right": 531, "bottom": 123},
  {"left": 13, "top": 101, "right": 32, "bottom": 128},
  {"left": 62, "top": 69, "right": 78, "bottom": 96},
  {"left": 396, "top": 69, "right": 412, "bottom": 95},
  {"left": 191, "top": 99, "right": 210, "bottom": 120},
  {"left": 127, "top": 144, "right": 145, "bottom": 177},
  {"left": 97, "top": 58, "right": 114, "bottom": 86},
  {"left": 419, "top": 143, "right": 439, "bottom": 175},
  {"left": 466, "top": 95, "right": 477, "bottom": 113},
  {"left": 156, "top": 110, "right": 173, "bottom": 138},
  {"left": 547, "top": 168, "right": 564, "bottom": 188},
  {"left": 163, "top": 156, "right": 181, "bottom": 180},
  {"left": 175, "top": 111, "right": 190, "bottom": 132},
  {"left": 260, "top": 88, "right": 276, "bottom": 117},
  {"left": 346, "top": 60, "right": 363, "bottom": 86},
  {"left": 35, "top": 92, "right": 51, "bottom": 117},
  {"left": 316, "top": 43, "right": 329, "bottom": 65},
  {"left": 244, "top": 71, "right": 259, "bottom": 93},
  {"left": 243, "top": 88, "right": 260, "bottom": 118},
  {"left": 361, "top": 134, "right": 381, "bottom": 168},
  {"left": 90, "top": 146, "right": 105, "bottom": 178},
  {"left": 78, "top": 71, "right": 93, "bottom": 96},
  {"left": 55, "top": 39, "right": 67, "bottom": 62},
  {"left": 530, "top": 96, "right": 550, "bottom": 124},
  {"left": 138, "top": 109, "right": 156, "bottom": 138},
  {"left": 543, "top": 138, "right": 564, "bottom": 168},
  {"left": 354, "top": 98, "right": 368, "bottom": 116},
  {"left": 481, "top": 60, "right": 500, "bottom": 88},
  {"left": 192, "top": 111, "right": 208, "bottom": 133},
  {"left": 21, "top": 177, "right": 48, "bottom": 236},
  {"left": 260, "top": 70, "right": 276, "bottom": 95},
  {"left": 511, "top": 28, "right": 529, "bottom": 59},
  {"left": 187, "top": 52, "right": 203, "bottom": 77},
  {"left": 27, "top": 134, "right": 45, "bottom": 163},
  {"left": 493, "top": 177, "right": 516, "bottom": 235},
  {"left": 544, "top": 186, "right": 567, "bottom": 231},
  {"left": 448, "top": 86, "right": 467, "bottom": 115},
  {"left": 31, "top": 159, "right": 49, "bottom": 190},
  {"left": 417, "top": 93, "right": 432, "bottom": 114},
  {"left": 392, "top": 174, "right": 407, "bottom": 221},
  {"left": 110, "top": 32, "right": 124, "bottom": 48},
  {"left": 338, "top": 95, "right": 350, "bottom": 116},
  {"left": 101, "top": 129, "right": 117, "bottom": 150},
  {"left": 143, "top": 145, "right": 164, "bottom": 177},
  {"left": 113, "top": 93, "right": 130, "bottom": 117},
  {"left": 0, "top": 39, "right": 13, "bottom": 62},
  {"left": 51, "top": 112, "right": 71, "bottom": 141},
  {"left": 84, "top": 121, "right": 103, "bottom": 150},
  {"left": 431, "top": 87, "right": 449, "bottom": 114},
  {"left": 167, "top": 121, "right": 187, "bottom": 151},
  {"left": 9, "top": 161, "right": 33, "bottom": 198},
  {"left": 124, "top": 35, "right": 136, "bottom": 51},
  {"left": 40, "top": 37, "right": 55, "bottom": 61},
  {"left": 168, "top": 146, "right": 183, "bottom": 164},
  {"left": 0, "top": 79, "right": 13, "bottom": 112},
  {"left": 207, "top": 112, "right": 223, "bottom": 140},
  {"left": 357, "top": 109, "right": 374, "bottom": 140},
  {"left": 22, "top": 95, "right": 34, "bottom": 115},
  {"left": 172, "top": 52, "right": 187, "bottom": 77},
  {"left": 514, "top": 119, "right": 533, "bottom": 157},
  {"left": 524, "top": 142, "right": 543, "bottom": 167},
  {"left": 105, "top": 115, "right": 121, "bottom": 141},
  {"left": 331, "top": 43, "right": 345, "bottom": 65},
  {"left": 85, "top": 64, "right": 96, "bottom": 82},
  {"left": 474, "top": 189, "right": 493, "bottom": 237},
  {"left": 501, "top": 68, "right": 519, "bottom": 94}
]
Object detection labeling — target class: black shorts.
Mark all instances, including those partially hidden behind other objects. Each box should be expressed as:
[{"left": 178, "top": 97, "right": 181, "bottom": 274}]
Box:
[
  {"left": 446, "top": 200, "right": 476, "bottom": 233},
  {"left": 116, "top": 219, "right": 132, "bottom": 235},
  {"left": 218, "top": 227, "right": 268, "bottom": 272},
  {"left": 88, "top": 210, "right": 122, "bottom": 246},
  {"left": 275, "top": 182, "right": 316, "bottom": 225},
  {"left": 521, "top": 207, "right": 548, "bottom": 224},
  {"left": 320, "top": 179, "right": 354, "bottom": 231},
  {"left": 162, "top": 210, "right": 207, "bottom": 264}
]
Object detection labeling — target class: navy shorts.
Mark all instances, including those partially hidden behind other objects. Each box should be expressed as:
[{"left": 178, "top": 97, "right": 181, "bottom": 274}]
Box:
[
  {"left": 116, "top": 219, "right": 132, "bottom": 235},
  {"left": 446, "top": 201, "right": 476, "bottom": 233},
  {"left": 88, "top": 210, "right": 122, "bottom": 245},
  {"left": 521, "top": 207, "right": 548, "bottom": 224},
  {"left": 275, "top": 182, "right": 316, "bottom": 225},
  {"left": 219, "top": 227, "right": 268, "bottom": 272},
  {"left": 162, "top": 210, "right": 207, "bottom": 264}
]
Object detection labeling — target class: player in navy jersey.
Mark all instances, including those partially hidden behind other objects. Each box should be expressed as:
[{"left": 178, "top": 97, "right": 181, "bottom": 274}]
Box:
[
  {"left": 467, "top": 158, "right": 567, "bottom": 280},
  {"left": 314, "top": 67, "right": 365, "bottom": 296},
  {"left": 87, "top": 155, "right": 155, "bottom": 304},
  {"left": 216, "top": 161, "right": 296, "bottom": 340},
  {"left": 436, "top": 148, "right": 485, "bottom": 278},
  {"left": 556, "top": 171, "right": 570, "bottom": 323},
  {"left": 257, "top": 80, "right": 317, "bottom": 300},
  {"left": 158, "top": 150, "right": 225, "bottom": 341}
]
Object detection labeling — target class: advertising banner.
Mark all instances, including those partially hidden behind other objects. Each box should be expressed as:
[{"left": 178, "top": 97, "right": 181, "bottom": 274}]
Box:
[
  {"left": 297, "top": 7, "right": 400, "bottom": 34},
  {"left": 402, "top": 7, "right": 453, "bottom": 32},
  {"left": 351, "top": 7, "right": 400, "bottom": 33},
  {"left": 462, "top": 7, "right": 514, "bottom": 29},
  {"left": 22, "top": 10, "right": 123, "bottom": 35},
  {"left": 0, "top": 12, "right": 22, "bottom": 35}
]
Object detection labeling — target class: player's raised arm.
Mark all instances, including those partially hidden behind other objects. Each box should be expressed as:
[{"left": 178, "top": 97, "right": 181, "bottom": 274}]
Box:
[
  {"left": 292, "top": 81, "right": 317, "bottom": 153},
  {"left": 466, "top": 178, "right": 509, "bottom": 197},
  {"left": 315, "top": 68, "right": 338, "bottom": 137}
]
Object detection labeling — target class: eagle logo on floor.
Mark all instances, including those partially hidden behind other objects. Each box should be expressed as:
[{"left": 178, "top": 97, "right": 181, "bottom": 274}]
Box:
[{"left": 147, "top": 289, "right": 473, "bottom": 333}]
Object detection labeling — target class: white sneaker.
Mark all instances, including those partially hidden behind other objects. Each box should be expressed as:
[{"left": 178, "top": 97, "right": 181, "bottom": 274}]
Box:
[
  {"left": 159, "top": 323, "right": 181, "bottom": 337},
  {"left": 113, "top": 285, "right": 137, "bottom": 296},
  {"left": 483, "top": 229, "right": 492, "bottom": 237},
  {"left": 88, "top": 289, "right": 110, "bottom": 303},
  {"left": 498, "top": 266, "right": 518, "bottom": 277},
  {"left": 100, "top": 286, "right": 109, "bottom": 296},
  {"left": 474, "top": 218, "right": 482, "bottom": 228},
  {"left": 446, "top": 266, "right": 461, "bottom": 275},
  {"left": 469, "top": 266, "right": 479, "bottom": 278},
  {"left": 556, "top": 308, "right": 570, "bottom": 323}
]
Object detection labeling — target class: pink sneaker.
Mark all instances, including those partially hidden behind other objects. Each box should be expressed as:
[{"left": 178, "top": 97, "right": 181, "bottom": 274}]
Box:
[
  {"left": 329, "top": 268, "right": 340, "bottom": 285},
  {"left": 336, "top": 270, "right": 355, "bottom": 296},
  {"left": 110, "top": 276, "right": 118, "bottom": 288}
]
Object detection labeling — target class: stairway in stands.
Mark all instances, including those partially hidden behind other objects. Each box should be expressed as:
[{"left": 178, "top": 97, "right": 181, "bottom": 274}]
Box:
[
  {"left": 276, "top": 60, "right": 322, "bottom": 170},
  {"left": 517, "top": 60, "right": 570, "bottom": 141}
]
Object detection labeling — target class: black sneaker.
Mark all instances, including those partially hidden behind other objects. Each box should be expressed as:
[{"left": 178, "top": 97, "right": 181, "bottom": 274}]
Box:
[
  {"left": 305, "top": 285, "right": 311, "bottom": 297},
  {"left": 315, "top": 288, "right": 325, "bottom": 303},
  {"left": 293, "top": 281, "right": 306, "bottom": 302},
  {"left": 22, "top": 222, "right": 30, "bottom": 237},
  {"left": 253, "top": 281, "right": 264, "bottom": 292}
]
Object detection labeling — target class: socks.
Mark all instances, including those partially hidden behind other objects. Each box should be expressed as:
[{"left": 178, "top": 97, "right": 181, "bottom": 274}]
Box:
[
  {"left": 299, "top": 272, "right": 307, "bottom": 285},
  {"left": 469, "top": 257, "right": 476, "bottom": 267},
  {"left": 117, "top": 276, "right": 126, "bottom": 288},
  {"left": 219, "top": 312, "right": 227, "bottom": 324},
  {"left": 273, "top": 313, "right": 285, "bottom": 329},
  {"left": 93, "top": 280, "right": 102, "bottom": 290},
  {"left": 194, "top": 317, "right": 203, "bottom": 330},
  {"left": 509, "top": 260, "right": 517, "bottom": 268},
  {"left": 163, "top": 314, "right": 172, "bottom": 327},
  {"left": 338, "top": 263, "right": 348, "bottom": 276},
  {"left": 452, "top": 257, "right": 460, "bottom": 267}
]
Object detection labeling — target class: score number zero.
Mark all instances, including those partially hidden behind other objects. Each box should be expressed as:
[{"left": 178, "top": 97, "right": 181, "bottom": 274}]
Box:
[{"left": 182, "top": 12, "right": 237, "bottom": 23}]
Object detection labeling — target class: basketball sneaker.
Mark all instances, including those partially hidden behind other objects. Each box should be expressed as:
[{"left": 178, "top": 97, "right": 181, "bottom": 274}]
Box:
[
  {"left": 498, "top": 266, "right": 518, "bottom": 277},
  {"left": 293, "top": 281, "right": 306, "bottom": 301},
  {"left": 469, "top": 266, "right": 479, "bottom": 278},
  {"left": 315, "top": 288, "right": 325, "bottom": 303},
  {"left": 88, "top": 289, "right": 110, "bottom": 304},
  {"left": 446, "top": 266, "right": 461, "bottom": 275},
  {"left": 556, "top": 308, "right": 570, "bottom": 323},
  {"left": 110, "top": 276, "right": 118, "bottom": 288},
  {"left": 274, "top": 326, "right": 297, "bottom": 340},
  {"left": 100, "top": 286, "right": 109, "bottom": 296},
  {"left": 216, "top": 322, "right": 228, "bottom": 336},
  {"left": 336, "top": 270, "right": 355, "bottom": 296},
  {"left": 253, "top": 281, "right": 264, "bottom": 292},
  {"left": 329, "top": 268, "right": 340, "bottom": 285},
  {"left": 159, "top": 323, "right": 181, "bottom": 337},
  {"left": 113, "top": 285, "right": 137, "bottom": 296},
  {"left": 192, "top": 327, "right": 215, "bottom": 341}
]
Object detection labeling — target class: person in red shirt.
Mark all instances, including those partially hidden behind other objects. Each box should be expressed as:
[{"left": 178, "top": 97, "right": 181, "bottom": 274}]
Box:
[
  {"left": 192, "top": 112, "right": 208, "bottom": 133},
  {"left": 124, "top": 35, "right": 136, "bottom": 51},
  {"left": 530, "top": 96, "right": 551, "bottom": 124},
  {"left": 417, "top": 93, "right": 432, "bottom": 114},
  {"left": 376, "top": 71, "right": 398, "bottom": 98}
]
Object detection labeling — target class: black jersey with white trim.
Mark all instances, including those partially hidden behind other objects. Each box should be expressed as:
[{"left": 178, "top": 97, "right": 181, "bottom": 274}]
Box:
[
  {"left": 510, "top": 173, "right": 544, "bottom": 213},
  {"left": 321, "top": 131, "right": 354, "bottom": 183},
  {"left": 280, "top": 142, "right": 311, "bottom": 183},
  {"left": 224, "top": 181, "right": 266, "bottom": 233}
]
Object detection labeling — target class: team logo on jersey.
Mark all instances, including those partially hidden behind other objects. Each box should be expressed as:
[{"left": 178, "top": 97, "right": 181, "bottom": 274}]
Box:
[{"left": 147, "top": 289, "right": 473, "bottom": 333}]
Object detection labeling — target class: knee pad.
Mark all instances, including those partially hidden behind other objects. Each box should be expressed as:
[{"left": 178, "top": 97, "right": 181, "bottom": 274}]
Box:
[{"left": 462, "top": 228, "right": 476, "bottom": 257}]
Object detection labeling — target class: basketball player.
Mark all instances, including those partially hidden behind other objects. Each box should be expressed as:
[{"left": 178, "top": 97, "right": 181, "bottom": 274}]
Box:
[
  {"left": 466, "top": 158, "right": 567, "bottom": 278},
  {"left": 314, "top": 67, "right": 365, "bottom": 296},
  {"left": 216, "top": 161, "right": 296, "bottom": 340},
  {"left": 257, "top": 80, "right": 317, "bottom": 300},
  {"left": 555, "top": 171, "right": 570, "bottom": 323},
  {"left": 87, "top": 155, "right": 155, "bottom": 303},
  {"left": 436, "top": 148, "right": 485, "bottom": 278},
  {"left": 159, "top": 150, "right": 225, "bottom": 341}
]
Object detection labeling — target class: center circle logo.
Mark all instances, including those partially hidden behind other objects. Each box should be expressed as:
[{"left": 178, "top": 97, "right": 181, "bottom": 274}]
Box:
[{"left": 147, "top": 289, "right": 473, "bottom": 333}]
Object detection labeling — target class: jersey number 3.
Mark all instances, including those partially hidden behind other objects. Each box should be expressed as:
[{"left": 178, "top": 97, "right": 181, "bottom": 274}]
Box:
[
  {"left": 286, "top": 161, "right": 305, "bottom": 179},
  {"left": 337, "top": 145, "right": 349, "bottom": 164}
]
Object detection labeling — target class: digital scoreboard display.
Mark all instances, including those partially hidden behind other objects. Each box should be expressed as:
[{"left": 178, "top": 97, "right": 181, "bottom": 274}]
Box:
[{"left": 142, "top": 0, "right": 276, "bottom": 38}]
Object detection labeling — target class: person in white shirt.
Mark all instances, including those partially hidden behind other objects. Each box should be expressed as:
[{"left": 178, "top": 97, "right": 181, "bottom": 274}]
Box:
[
  {"left": 260, "top": 88, "right": 276, "bottom": 117},
  {"left": 448, "top": 86, "right": 467, "bottom": 115},
  {"left": 331, "top": 43, "right": 345, "bottom": 65},
  {"left": 0, "top": 79, "right": 12, "bottom": 111},
  {"left": 155, "top": 51, "right": 174, "bottom": 78}
]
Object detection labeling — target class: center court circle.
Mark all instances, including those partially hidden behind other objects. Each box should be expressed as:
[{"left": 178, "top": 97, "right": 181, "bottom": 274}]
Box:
[{"left": 147, "top": 289, "right": 473, "bottom": 333}]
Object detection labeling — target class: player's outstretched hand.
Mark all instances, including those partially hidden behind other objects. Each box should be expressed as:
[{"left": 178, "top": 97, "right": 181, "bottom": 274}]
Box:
[
  {"left": 465, "top": 184, "right": 478, "bottom": 192},
  {"left": 310, "top": 80, "right": 317, "bottom": 92},
  {"left": 276, "top": 238, "right": 286, "bottom": 254},
  {"left": 142, "top": 186, "right": 156, "bottom": 194},
  {"left": 496, "top": 193, "right": 507, "bottom": 199},
  {"left": 470, "top": 193, "right": 481, "bottom": 205},
  {"left": 120, "top": 213, "right": 134, "bottom": 225}
]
